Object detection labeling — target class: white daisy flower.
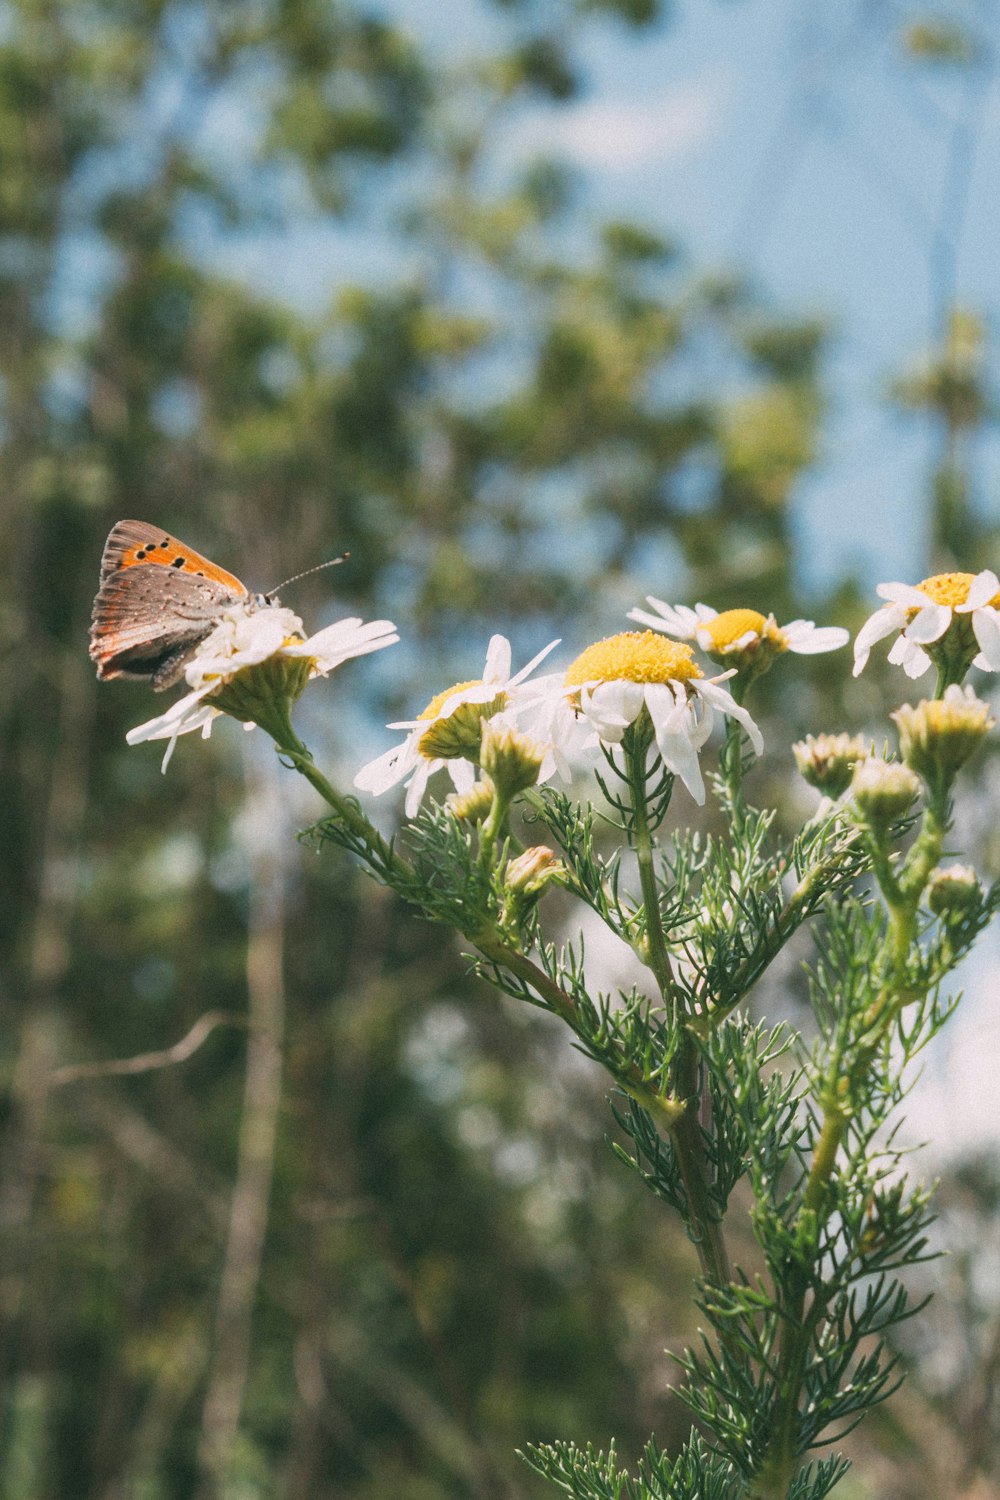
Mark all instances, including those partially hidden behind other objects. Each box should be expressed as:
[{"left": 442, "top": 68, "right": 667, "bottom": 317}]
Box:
[
  {"left": 511, "top": 671, "right": 603, "bottom": 784},
  {"left": 853, "top": 570, "right": 1000, "bottom": 680},
  {"left": 628, "top": 598, "right": 848, "bottom": 664},
  {"left": 127, "top": 603, "right": 399, "bottom": 770},
  {"left": 183, "top": 605, "right": 306, "bottom": 689},
  {"left": 558, "top": 630, "right": 763, "bottom": 805},
  {"left": 353, "top": 634, "right": 560, "bottom": 818}
]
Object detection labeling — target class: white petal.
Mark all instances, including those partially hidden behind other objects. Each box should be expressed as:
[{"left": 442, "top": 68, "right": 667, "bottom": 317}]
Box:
[
  {"left": 958, "top": 571, "right": 1000, "bottom": 612},
  {"left": 287, "top": 617, "right": 399, "bottom": 671},
  {"left": 695, "top": 679, "right": 764, "bottom": 754},
  {"left": 627, "top": 599, "right": 700, "bottom": 638},
  {"left": 482, "top": 635, "right": 512, "bottom": 686},
  {"left": 782, "top": 620, "right": 849, "bottom": 654},
  {"left": 448, "top": 760, "right": 476, "bottom": 795},
  {"left": 905, "top": 602, "right": 951, "bottom": 645},
  {"left": 687, "top": 697, "right": 714, "bottom": 750},
  {"left": 627, "top": 606, "right": 682, "bottom": 634},
  {"left": 354, "top": 734, "right": 421, "bottom": 794},
  {"left": 889, "top": 634, "right": 933, "bottom": 678},
  {"left": 972, "top": 607, "right": 1000, "bottom": 670},
  {"left": 578, "top": 699, "right": 627, "bottom": 743},
  {"left": 853, "top": 604, "right": 908, "bottom": 675},
  {"left": 652, "top": 721, "right": 706, "bottom": 804},
  {"left": 404, "top": 760, "right": 435, "bottom": 819},
  {"left": 126, "top": 684, "right": 218, "bottom": 745},
  {"left": 508, "top": 670, "right": 564, "bottom": 715},
  {"left": 641, "top": 680, "right": 678, "bottom": 721},
  {"left": 185, "top": 605, "right": 303, "bottom": 688},
  {"left": 877, "top": 582, "right": 932, "bottom": 606},
  {"left": 593, "top": 680, "right": 645, "bottom": 734},
  {"left": 855, "top": 604, "right": 907, "bottom": 650}
]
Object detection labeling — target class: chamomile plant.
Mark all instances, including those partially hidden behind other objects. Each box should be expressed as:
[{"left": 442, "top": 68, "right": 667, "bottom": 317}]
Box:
[{"left": 113, "top": 573, "right": 1000, "bottom": 1500}]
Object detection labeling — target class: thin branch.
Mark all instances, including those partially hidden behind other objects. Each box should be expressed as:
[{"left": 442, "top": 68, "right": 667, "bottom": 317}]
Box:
[{"left": 49, "top": 1011, "right": 248, "bottom": 1086}]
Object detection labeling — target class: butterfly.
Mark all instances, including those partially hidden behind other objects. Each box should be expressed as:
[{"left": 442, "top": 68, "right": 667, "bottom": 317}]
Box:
[{"left": 89, "top": 520, "right": 276, "bottom": 691}]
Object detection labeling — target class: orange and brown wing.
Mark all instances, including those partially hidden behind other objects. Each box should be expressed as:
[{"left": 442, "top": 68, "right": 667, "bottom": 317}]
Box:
[
  {"left": 97, "top": 519, "right": 248, "bottom": 594},
  {"left": 90, "top": 520, "right": 250, "bottom": 688}
]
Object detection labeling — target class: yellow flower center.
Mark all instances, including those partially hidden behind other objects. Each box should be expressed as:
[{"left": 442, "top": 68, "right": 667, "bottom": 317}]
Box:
[
  {"left": 916, "top": 571, "right": 977, "bottom": 609},
  {"left": 564, "top": 631, "right": 702, "bottom": 687},
  {"left": 418, "top": 680, "right": 486, "bottom": 720},
  {"left": 701, "top": 608, "right": 770, "bottom": 651}
]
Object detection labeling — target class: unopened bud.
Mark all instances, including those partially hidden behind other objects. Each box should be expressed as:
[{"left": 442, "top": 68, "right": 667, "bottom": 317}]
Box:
[
  {"left": 504, "top": 845, "right": 565, "bottom": 900},
  {"left": 892, "top": 685, "right": 993, "bottom": 786},
  {"left": 851, "top": 758, "right": 921, "bottom": 831},
  {"left": 927, "top": 864, "right": 981, "bottom": 916},
  {"left": 446, "top": 778, "right": 495, "bottom": 823},
  {"left": 479, "top": 720, "right": 545, "bottom": 795},
  {"left": 793, "top": 732, "right": 870, "bottom": 797}
]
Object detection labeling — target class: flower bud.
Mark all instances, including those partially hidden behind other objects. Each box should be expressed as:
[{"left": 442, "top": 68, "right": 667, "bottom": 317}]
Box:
[
  {"left": 504, "top": 846, "right": 565, "bottom": 900},
  {"left": 500, "top": 845, "right": 566, "bottom": 935},
  {"left": 892, "top": 685, "right": 994, "bottom": 786},
  {"left": 793, "top": 732, "right": 870, "bottom": 797},
  {"left": 479, "top": 721, "right": 544, "bottom": 795},
  {"left": 446, "top": 778, "right": 495, "bottom": 823},
  {"left": 851, "top": 758, "right": 921, "bottom": 831},
  {"left": 927, "top": 863, "right": 981, "bottom": 916}
]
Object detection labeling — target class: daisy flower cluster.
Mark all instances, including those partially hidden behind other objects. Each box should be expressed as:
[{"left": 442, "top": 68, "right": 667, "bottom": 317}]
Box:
[
  {"left": 132, "top": 570, "right": 1000, "bottom": 820},
  {"left": 352, "top": 599, "right": 849, "bottom": 813}
]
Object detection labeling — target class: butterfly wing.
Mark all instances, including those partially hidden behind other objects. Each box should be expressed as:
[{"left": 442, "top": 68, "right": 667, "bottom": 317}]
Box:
[
  {"left": 97, "top": 519, "right": 248, "bottom": 592},
  {"left": 90, "top": 521, "right": 250, "bottom": 689}
]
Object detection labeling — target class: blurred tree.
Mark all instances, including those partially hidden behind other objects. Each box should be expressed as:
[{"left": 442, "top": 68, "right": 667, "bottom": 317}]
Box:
[{"left": 891, "top": 309, "right": 997, "bottom": 571}]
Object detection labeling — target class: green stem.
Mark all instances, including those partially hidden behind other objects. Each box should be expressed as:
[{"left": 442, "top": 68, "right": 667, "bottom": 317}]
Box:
[
  {"left": 687, "top": 836, "right": 863, "bottom": 1039},
  {"left": 264, "top": 710, "right": 406, "bottom": 880},
  {"left": 721, "top": 715, "right": 747, "bottom": 831},
  {"left": 623, "top": 729, "right": 732, "bottom": 1288},
  {"left": 473, "top": 929, "right": 731, "bottom": 1284},
  {"left": 623, "top": 730, "right": 677, "bottom": 1011},
  {"left": 477, "top": 785, "right": 512, "bottom": 879},
  {"left": 272, "top": 709, "right": 730, "bottom": 1286},
  {"left": 754, "top": 787, "right": 952, "bottom": 1495},
  {"left": 898, "top": 796, "right": 947, "bottom": 904},
  {"left": 472, "top": 931, "right": 686, "bottom": 1134},
  {"left": 671, "top": 1069, "right": 733, "bottom": 1287},
  {"left": 749, "top": 1092, "right": 847, "bottom": 1500}
]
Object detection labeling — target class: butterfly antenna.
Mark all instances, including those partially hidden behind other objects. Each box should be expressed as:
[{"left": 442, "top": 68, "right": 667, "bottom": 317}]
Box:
[{"left": 268, "top": 553, "right": 350, "bottom": 597}]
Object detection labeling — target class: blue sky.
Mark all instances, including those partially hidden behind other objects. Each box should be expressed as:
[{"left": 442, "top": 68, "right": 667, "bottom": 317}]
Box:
[
  {"left": 196, "top": 0, "right": 1000, "bottom": 593},
  {"left": 491, "top": 0, "right": 1000, "bottom": 590}
]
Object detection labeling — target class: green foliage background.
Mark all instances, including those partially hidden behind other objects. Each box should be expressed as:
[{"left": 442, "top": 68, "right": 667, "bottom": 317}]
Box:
[{"left": 2, "top": 2, "right": 998, "bottom": 1497}]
